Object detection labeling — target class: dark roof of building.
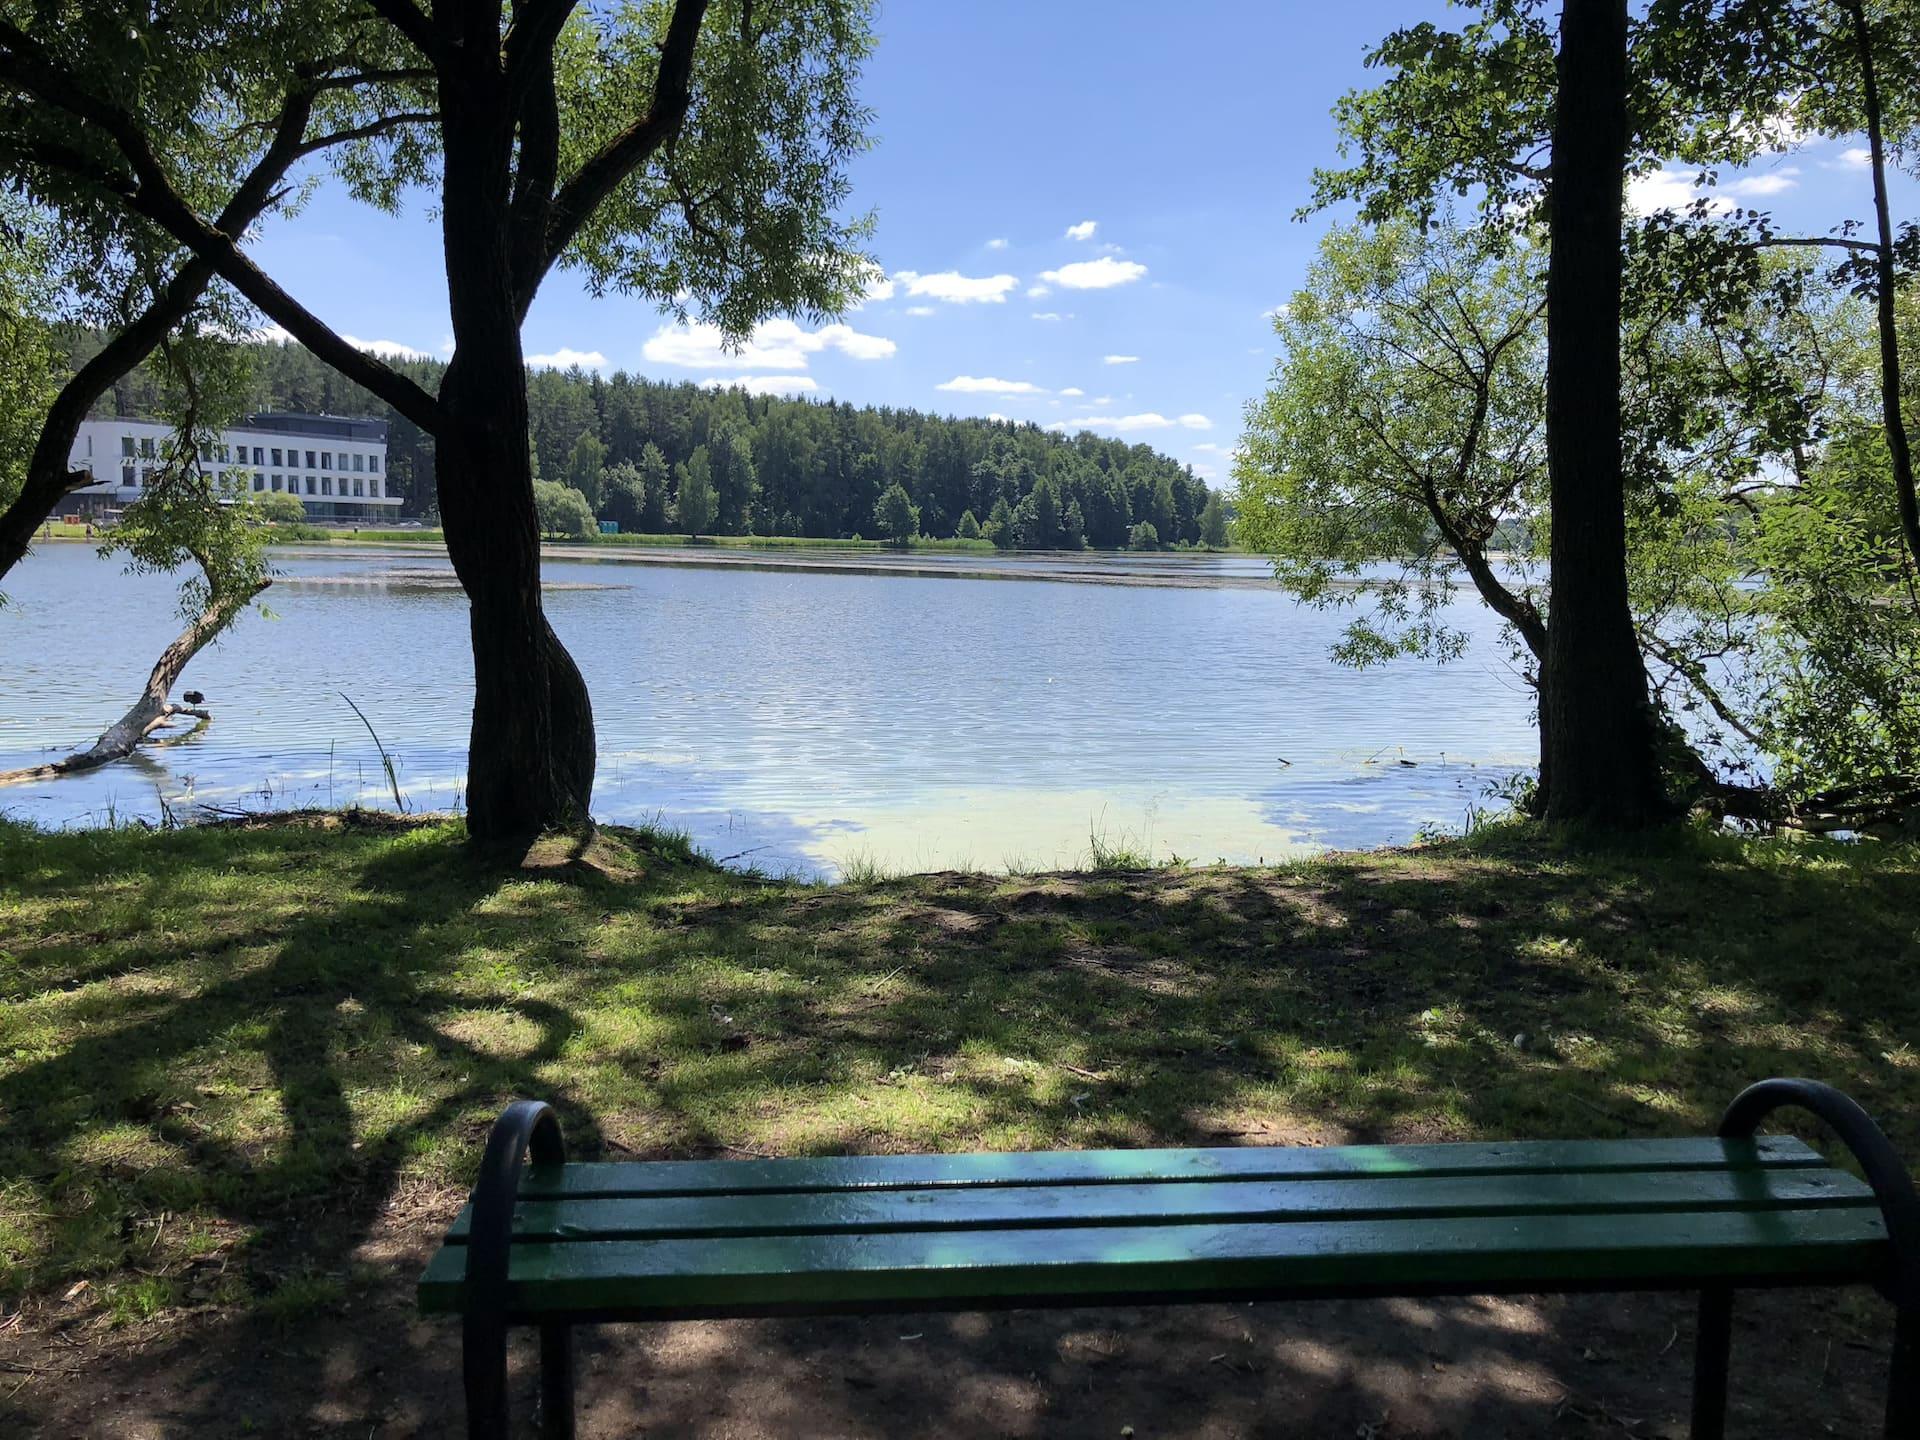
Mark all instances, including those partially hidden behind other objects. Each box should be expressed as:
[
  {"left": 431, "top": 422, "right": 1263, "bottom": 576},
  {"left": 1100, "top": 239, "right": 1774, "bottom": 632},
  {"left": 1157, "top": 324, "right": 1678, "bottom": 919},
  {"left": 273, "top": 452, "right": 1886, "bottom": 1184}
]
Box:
[{"left": 243, "top": 411, "right": 388, "bottom": 443}]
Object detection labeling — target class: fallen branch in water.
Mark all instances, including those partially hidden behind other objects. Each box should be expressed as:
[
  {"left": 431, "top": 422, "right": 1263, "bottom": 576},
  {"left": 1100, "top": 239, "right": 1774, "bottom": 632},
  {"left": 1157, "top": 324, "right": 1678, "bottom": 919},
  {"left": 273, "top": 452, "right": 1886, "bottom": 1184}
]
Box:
[{"left": 0, "top": 574, "right": 267, "bottom": 787}]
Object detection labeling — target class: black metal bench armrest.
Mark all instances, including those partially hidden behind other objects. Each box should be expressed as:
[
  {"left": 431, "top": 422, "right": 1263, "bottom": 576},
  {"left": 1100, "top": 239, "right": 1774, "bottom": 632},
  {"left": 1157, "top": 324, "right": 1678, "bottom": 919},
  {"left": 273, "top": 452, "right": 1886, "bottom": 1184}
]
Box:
[
  {"left": 1719, "top": 1078, "right": 1920, "bottom": 1306},
  {"left": 1694, "top": 1078, "right": 1919, "bottom": 1439},
  {"left": 465, "top": 1099, "right": 569, "bottom": 1440}
]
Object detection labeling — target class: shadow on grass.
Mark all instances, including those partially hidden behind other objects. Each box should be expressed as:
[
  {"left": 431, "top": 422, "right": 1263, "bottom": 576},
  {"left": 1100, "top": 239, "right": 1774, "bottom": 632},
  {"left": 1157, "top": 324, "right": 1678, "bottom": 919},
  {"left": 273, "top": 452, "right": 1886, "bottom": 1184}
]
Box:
[{"left": 0, "top": 816, "right": 1915, "bottom": 1434}]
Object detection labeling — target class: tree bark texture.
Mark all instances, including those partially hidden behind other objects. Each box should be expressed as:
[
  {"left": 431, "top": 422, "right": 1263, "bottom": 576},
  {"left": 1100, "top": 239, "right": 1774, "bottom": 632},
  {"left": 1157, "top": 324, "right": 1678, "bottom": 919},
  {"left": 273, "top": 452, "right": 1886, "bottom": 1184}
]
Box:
[{"left": 1538, "top": 0, "right": 1668, "bottom": 827}]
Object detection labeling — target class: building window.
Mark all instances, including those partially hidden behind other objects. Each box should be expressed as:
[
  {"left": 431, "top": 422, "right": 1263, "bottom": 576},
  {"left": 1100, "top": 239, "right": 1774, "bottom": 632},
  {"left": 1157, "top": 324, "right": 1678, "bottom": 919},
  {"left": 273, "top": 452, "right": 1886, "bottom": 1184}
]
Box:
[
  {"left": 271, "top": 448, "right": 283, "bottom": 467},
  {"left": 270, "top": 476, "right": 281, "bottom": 492},
  {"left": 140, "top": 437, "right": 156, "bottom": 459},
  {"left": 352, "top": 453, "right": 364, "bottom": 472},
  {"left": 302, "top": 476, "right": 313, "bottom": 495},
  {"left": 120, "top": 436, "right": 135, "bottom": 458},
  {"left": 305, "top": 449, "right": 316, "bottom": 468},
  {"left": 321, "top": 477, "right": 331, "bottom": 496},
  {"left": 121, "top": 464, "right": 136, "bottom": 487},
  {"left": 141, "top": 468, "right": 155, "bottom": 487},
  {"left": 320, "top": 451, "right": 332, "bottom": 471},
  {"left": 350, "top": 478, "right": 361, "bottom": 497},
  {"left": 252, "top": 446, "right": 264, "bottom": 465},
  {"left": 369, "top": 455, "right": 380, "bottom": 474},
  {"left": 254, "top": 475, "right": 264, "bottom": 492}
]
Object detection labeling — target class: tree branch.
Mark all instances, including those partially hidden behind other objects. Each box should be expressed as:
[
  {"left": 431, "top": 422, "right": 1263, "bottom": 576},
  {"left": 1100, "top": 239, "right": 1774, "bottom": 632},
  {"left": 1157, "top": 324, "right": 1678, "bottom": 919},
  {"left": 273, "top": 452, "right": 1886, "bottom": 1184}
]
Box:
[
  {"left": 0, "top": 26, "right": 444, "bottom": 432},
  {"left": 537, "top": 0, "right": 709, "bottom": 282},
  {"left": 294, "top": 110, "right": 439, "bottom": 158},
  {"left": 362, "top": 0, "right": 443, "bottom": 62}
]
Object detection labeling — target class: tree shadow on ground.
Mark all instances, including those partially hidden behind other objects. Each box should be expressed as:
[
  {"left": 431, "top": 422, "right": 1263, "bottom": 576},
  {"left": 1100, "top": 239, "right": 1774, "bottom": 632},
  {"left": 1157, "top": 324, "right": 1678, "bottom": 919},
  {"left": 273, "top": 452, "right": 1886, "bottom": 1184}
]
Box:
[{"left": 1, "top": 819, "right": 1914, "bottom": 1435}]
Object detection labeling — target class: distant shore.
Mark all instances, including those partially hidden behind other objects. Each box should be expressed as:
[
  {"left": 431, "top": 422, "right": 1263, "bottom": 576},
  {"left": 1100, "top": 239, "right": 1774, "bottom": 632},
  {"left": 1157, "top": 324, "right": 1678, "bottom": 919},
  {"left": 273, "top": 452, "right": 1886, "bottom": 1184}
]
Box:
[{"left": 274, "top": 536, "right": 1279, "bottom": 589}]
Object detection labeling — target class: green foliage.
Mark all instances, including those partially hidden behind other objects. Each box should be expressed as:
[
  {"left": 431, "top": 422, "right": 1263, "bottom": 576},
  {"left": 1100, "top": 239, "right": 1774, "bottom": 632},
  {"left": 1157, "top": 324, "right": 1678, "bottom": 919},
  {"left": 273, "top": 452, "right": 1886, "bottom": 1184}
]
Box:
[
  {"left": 675, "top": 449, "right": 716, "bottom": 536},
  {"left": 1128, "top": 521, "right": 1160, "bottom": 551},
  {"left": 707, "top": 421, "right": 757, "bottom": 534},
  {"left": 254, "top": 491, "right": 306, "bottom": 525},
  {"left": 564, "top": 430, "right": 607, "bottom": 513},
  {"left": 557, "top": 0, "right": 880, "bottom": 340},
  {"left": 872, "top": 481, "right": 918, "bottom": 544},
  {"left": 1749, "top": 423, "right": 1920, "bottom": 791},
  {"left": 1235, "top": 221, "right": 1546, "bottom": 670},
  {"left": 985, "top": 496, "right": 1015, "bottom": 550},
  {"left": 0, "top": 203, "right": 60, "bottom": 522},
  {"left": 1199, "top": 491, "right": 1230, "bottom": 549},
  {"left": 532, "top": 479, "right": 596, "bottom": 539},
  {"left": 955, "top": 508, "right": 981, "bottom": 540}
]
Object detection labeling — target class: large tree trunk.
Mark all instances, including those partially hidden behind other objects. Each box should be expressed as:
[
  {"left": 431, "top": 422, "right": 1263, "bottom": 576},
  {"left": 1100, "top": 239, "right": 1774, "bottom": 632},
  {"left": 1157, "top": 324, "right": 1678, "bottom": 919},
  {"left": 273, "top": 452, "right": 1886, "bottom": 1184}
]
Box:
[
  {"left": 0, "top": 572, "right": 265, "bottom": 785},
  {"left": 434, "top": 64, "right": 595, "bottom": 846},
  {"left": 1537, "top": 0, "right": 1667, "bottom": 827}
]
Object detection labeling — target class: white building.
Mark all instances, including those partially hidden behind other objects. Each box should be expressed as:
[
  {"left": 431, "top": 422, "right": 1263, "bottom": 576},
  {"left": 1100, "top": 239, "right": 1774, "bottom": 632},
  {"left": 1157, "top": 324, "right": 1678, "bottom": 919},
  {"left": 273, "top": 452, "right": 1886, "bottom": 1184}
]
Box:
[{"left": 64, "top": 412, "right": 400, "bottom": 520}]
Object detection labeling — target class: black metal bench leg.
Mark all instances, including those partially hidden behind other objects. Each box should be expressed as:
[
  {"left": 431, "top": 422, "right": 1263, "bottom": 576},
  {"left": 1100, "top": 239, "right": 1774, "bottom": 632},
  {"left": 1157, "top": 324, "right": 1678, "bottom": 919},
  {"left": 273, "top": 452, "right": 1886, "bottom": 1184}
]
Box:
[
  {"left": 1888, "top": 1305, "right": 1920, "bottom": 1437},
  {"left": 540, "top": 1324, "right": 576, "bottom": 1439},
  {"left": 1690, "top": 1285, "right": 1734, "bottom": 1440},
  {"left": 464, "top": 1313, "right": 509, "bottom": 1440}
]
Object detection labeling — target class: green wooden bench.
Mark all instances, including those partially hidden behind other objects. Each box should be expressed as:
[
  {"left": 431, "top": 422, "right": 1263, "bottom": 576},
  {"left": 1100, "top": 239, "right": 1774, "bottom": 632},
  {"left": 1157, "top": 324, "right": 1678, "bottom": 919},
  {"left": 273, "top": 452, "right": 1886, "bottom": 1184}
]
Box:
[{"left": 420, "top": 1078, "right": 1918, "bottom": 1438}]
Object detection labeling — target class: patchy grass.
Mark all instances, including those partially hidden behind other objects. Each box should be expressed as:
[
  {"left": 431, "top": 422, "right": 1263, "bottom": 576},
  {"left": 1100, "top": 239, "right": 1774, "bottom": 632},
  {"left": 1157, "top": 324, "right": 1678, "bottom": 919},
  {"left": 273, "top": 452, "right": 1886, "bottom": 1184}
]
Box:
[{"left": 1, "top": 812, "right": 1917, "bottom": 1335}]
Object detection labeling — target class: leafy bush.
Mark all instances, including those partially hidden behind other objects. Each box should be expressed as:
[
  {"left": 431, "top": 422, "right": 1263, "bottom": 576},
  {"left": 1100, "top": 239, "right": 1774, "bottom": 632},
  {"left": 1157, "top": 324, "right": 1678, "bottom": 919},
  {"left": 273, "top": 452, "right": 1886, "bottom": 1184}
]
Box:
[{"left": 532, "top": 479, "right": 596, "bottom": 539}]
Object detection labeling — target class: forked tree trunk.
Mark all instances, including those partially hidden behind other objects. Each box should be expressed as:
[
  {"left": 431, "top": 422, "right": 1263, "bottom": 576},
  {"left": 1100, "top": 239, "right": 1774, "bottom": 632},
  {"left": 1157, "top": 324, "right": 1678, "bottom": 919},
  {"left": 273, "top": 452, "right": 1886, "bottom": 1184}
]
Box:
[
  {"left": 1537, "top": 0, "right": 1667, "bottom": 827},
  {"left": 0, "top": 574, "right": 266, "bottom": 785},
  {"left": 434, "top": 70, "right": 595, "bottom": 845}
]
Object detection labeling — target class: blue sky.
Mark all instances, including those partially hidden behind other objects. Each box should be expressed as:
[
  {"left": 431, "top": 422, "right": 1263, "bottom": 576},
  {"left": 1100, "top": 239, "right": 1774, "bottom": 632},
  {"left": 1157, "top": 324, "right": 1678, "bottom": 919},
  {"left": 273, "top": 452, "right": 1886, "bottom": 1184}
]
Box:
[{"left": 249, "top": 1, "right": 1911, "bottom": 487}]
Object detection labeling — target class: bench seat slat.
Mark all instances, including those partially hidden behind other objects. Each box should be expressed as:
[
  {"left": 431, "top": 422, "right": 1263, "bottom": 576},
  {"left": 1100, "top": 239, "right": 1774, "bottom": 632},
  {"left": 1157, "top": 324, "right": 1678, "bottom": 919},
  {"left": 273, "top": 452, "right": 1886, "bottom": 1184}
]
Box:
[
  {"left": 417, "top": 1206, "right": 1886, "bottom": 1318},
  {"left": 445, "top": 1166, "right": 1873, "bottom": 1244},
  {"left": 512, "top": 1136, "right": 1822, "bottom": 1201}
]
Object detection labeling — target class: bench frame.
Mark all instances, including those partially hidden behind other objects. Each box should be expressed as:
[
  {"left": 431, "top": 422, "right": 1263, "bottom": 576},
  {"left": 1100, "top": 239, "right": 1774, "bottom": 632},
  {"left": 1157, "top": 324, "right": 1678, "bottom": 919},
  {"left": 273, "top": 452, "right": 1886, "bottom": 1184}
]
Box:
[{"left": 450, "top": 1079, "right": 1918, "bottom": 1439}]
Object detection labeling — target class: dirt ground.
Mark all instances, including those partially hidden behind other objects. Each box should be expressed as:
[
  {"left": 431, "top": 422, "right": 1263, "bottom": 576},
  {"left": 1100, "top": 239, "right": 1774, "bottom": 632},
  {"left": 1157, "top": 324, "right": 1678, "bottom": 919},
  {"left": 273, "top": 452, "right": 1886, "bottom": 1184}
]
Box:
[{"left": 0, "top": 1197, "right": 1895, "bottom": 1440}]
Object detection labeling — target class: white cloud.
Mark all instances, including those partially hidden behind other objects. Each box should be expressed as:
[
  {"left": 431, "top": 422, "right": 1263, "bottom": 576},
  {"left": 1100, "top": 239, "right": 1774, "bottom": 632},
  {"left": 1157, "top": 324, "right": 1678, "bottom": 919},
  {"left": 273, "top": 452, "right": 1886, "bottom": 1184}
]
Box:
[
  {"left": 1040, "top": 256, "right": 1148, "bottom": 290},
  {"left": 643, "top": 318, "right": 895, "bottom": 369},
  {"left": 1726, "top": 166, "right": 1801, "bottom": 198},
  {"left": 1059, "top": 386, "right": 1085, "bottom": 397},
  {"left": 1628, "top": 163, "right": 1802, "bottom": 212},
  {"left": 856, "top": 264, "right": 895, "bottom": 306},
  {"left": 1263, "top": 303, "right": 1291, "bottom": 320},
  {"left": 698, "top": 374, "right": 821, "bottom": 397},
  {"left": 905, "top": 305, "right": 936, "bottom": 317},
  {"left": 1031, "top": 311, "right": 1066, "bottom": 322},
  {"left": 986, "top": 412, "right": 1011, "bottom": 423},
  {"left": 1837, "top": 146, "right": 1872, "bottom": 169},
  {"left": 252, "top": 324, "right": 296, "bottom": 345},
  {"left": 526, "top": 347, "right": 609, "bottom": 370},
  {"left": 937, "top": 375, "right": 1045, "bottom": 395},
  {"left": 986, "top": 237, "right": 1009, "bottom": 251},
  {"left": 1177, "top": 413, "right": 1213, "bottom": 430},
  {"left": 343, "top": 334, "right": 435, "bottom": 361},
  {"left": 1103, "top": 354, "right": 1140, "bottom": 365},
  {"left": 1065, "top": 219, "right": 1098, "bottom": 241},
  {"left": 1049, "top": 412, "right": 1186, "bottom": 434},
  {"left": 894, "top": 269, "right": 1019, "bottom": 304},
  {"left": 1026, "top": 284, "right": 1052, "bottom": 299},
  {"left": 1093, "top": 394, "right": 1113, "bottom": 406},
  {"left": 1192, "top": 442, "right": 1237, "bottom": 455}
]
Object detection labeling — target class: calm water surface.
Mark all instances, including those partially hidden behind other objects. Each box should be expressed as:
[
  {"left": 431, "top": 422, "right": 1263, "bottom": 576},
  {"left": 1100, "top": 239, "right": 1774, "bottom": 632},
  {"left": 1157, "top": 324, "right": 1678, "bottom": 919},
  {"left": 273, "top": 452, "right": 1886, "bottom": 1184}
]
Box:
[{"left": 0, "top": 545, "right": 1537, "bottom": 875}]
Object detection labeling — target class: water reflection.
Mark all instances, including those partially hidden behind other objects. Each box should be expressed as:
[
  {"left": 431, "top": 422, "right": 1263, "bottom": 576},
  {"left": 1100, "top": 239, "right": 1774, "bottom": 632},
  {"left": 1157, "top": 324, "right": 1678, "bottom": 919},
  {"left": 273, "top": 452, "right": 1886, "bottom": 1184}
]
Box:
[{"left": 0, "top": 545, "right": 1536, "bottom": 876}]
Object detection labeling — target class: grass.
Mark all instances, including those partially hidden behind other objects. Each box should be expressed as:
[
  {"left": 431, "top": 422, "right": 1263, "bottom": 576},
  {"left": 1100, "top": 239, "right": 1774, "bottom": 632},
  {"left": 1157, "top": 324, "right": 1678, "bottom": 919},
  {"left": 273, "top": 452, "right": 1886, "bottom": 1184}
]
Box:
[{"left": 2, "top": 811, "right": 1918, "bottom": 1333}]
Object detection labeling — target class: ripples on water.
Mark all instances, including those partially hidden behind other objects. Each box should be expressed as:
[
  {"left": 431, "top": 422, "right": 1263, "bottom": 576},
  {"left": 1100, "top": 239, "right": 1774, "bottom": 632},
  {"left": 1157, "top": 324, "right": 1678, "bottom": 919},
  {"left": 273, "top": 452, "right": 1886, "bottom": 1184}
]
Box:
[{"left": 0, "top": 544, "right": 1538, "bottom": 876}]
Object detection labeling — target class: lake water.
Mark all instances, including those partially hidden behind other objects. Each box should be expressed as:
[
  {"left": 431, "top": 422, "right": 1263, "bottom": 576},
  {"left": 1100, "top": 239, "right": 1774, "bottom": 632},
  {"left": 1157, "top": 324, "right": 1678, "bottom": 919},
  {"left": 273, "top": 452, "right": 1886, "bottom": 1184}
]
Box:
[{"left": 0, "top": 544, "right": 1538, "bottom": 876}]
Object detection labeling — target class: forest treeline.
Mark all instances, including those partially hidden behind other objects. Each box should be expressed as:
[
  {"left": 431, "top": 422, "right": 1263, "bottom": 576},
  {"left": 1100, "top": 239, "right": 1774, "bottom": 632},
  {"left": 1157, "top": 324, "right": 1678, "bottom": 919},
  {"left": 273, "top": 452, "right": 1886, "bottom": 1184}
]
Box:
[{"left": 78, "top": 335, "right": 1225, "bottom": 549}]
